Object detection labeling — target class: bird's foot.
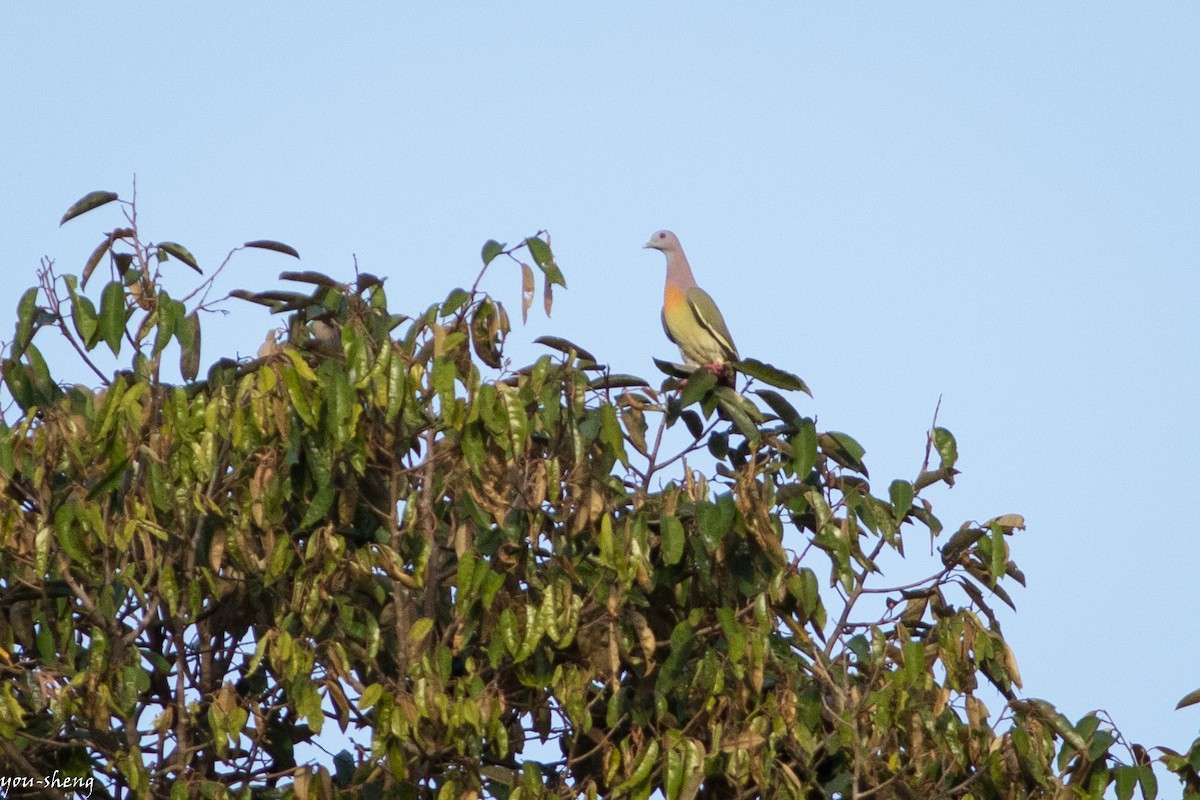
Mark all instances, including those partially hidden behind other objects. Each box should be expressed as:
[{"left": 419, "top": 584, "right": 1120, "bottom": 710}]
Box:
[{"left": 707, "top": 361, "right": 737, "bottom": 389}]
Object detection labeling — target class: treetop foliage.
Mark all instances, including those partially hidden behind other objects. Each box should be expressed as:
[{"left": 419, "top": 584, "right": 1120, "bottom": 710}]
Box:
[{"left": 0, "top": 189, "right": 1194, "bottom": 799}]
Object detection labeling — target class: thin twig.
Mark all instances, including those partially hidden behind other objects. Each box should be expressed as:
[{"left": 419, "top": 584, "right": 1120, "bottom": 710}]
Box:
[
  {"left": 823, "top": 533, "right": 889, "bottom": 659},
  {"left": 918, "top": 394, "right": 943, "bottom": 477},
  {"left": 858, "top": 564, "right": 954, "bottom": 595},
  {"left": 0, "top": 738, "right": 68, "bottom": 800},
  {"left": 182, "top": 245, "right": 244, "bottom": 308},
  {"left": 38, "top": 261, "right": 110, "bottom": 385},
  {"left": 420, "top": 425, "right": 439, "bottom": 618}
]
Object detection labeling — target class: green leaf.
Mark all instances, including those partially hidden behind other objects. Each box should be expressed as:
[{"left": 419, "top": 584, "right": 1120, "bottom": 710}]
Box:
[
  {"left": 755, "top": 389, "right": 802, "bottom": 428},
  {"left": 1082, "top": 729, "right": 1113, "bottom": 764},
  {"left": 54, "top": 504, "right": 90, "bottom": 564},
  {"left": 588, "top": 373, "right": 650, "bottom": 390},
  {"left": 69, "top": 291, "right": 100, "bottom": 349},
  {"left": 432, "top": 356, "right": 457, "bottom": 410},
  {"left": 933, "top": 426, "right": 957, "bottom": 470},
  {"left": 153, "top": 296, "right": 183, "bottom": 356},
  {"left": 98, "top": 280, "right": 126, "bottom": 356},
  {"left": 265, "top": 536, "right": 294, "bottom": 583},
  {"left": 734, "top": 358, "right": 810, "bottom": 395},
  {"left": 901, "top": 639, "right": 925, "bottom": 683},
  {"left": 82, "top": 241, "right": 111, "bottom": 289},
  {"left": 790, "top": 568, "right": 822, "bottom": 618},
  {"left": 85, "top": 458, "right": 129, "bottom": 501},
  {"left": 697, "top": 501, "right": 731, "bottom": 553},
  {"left": 988, "top": 521, "right": 1007, "bottom": 582},
  {"left": 179, "top": 311, "right": 202, "bottom": 382},
  {"left": 470, "top": 303, "right": 504, "bottom": 369},
  {"left": 533, "top": 335, "right": 596, "bottom": 363},
  {"left": 244, "top": 239, "right": 301, "bottom": 259},
  {"left": 3, "top": 359, "right": 33, "bottom": 410},
  {"left": 441, "top": 287, "right": 472, "bottom": 316},
  {"left": 620, "top": 407, "right": 648, "bottom": 455},
  {"left": 1114, "top": 766, "right": 1139, "bottom": 800},
  {"left": 716, "top": 606, "right": 745, "bottom": 661},
  {"left": 60, "top": 190, "right": 119, "bottom": 226},
  {"left": 497, "top": 384, "right": 528, "bottom": 458},
  {"left": 521, "top": 762, "right": 543, "bottom": 795},
  {"left": 818, "top": 431, "right": 868, "bottom": 476},
  {"left": 357, "top": 272, "right": 384, "bottom": 293},
  {"left": 1137, "top": 763, "right": 1158, "bottom": 800},
  {"left": 707, "top": 429, "right": 728, "bottom": 458},
  {"left": 481, "top": 239, "right": 506, "bottom": 266},
  {"left": 679, "top": 368, "right": 717, "bottom": 408},
  {"left": 790, "top": 418, "right": 818, "bottom": 477},
  {"left": 1176, "top": 687, "right": 1200, "bottom": 710},
  {"left": 889, "top": 480, "right": 914, "bottom": 523},
  {"left": 281, "top": 364, "right": 317, "bottom": 428},
  {"left": 332, "top": 751, "right": 355, "bottom": 786},
  {"left": 1074, "top": 717, "right": 1105, "bottom": 754},
  {"left": 460, "top": 422, "right": 486, "bottom": 477},
  {"left": 653, "top": 358, "right": 692, "bottom": 379},
  {"left": 300, "top": 484, "right": 335, "bottom": 529},
  {"left": 12, "top": 287, "right": 38, "bottom": 360},
  {"left": 525, "top": 236, "right": 566, "bottom": 287},
  {"left": 941, "top": 526, "right": 984, "bottom": 566},
  {"left": 408, "top": 617, "right": 434, "bottom": 647},
  {"left": 665, "top": 741, "right": 684, "bottom": 800},
  {"left": 158, "top": 241, "right": 202, "bottom": 274},
  {"left": 715, "top": 388, "right": 759, "bottom": 443},
  {"left": 280, "top": 270, "right": 342, "bottom": 288},
  {"left": 81, "top": 231, "right": 128, "bottom": 289},
  {"left": 23, "top": 345, "right": 60, "bottom": 406},
  {"left": 598, "top": 404, "right": 629, "bottom": 467},
  {"left": 661, "top": 516, "right": 685, "bottom": 566},
  {"left": 114, "top": 252, "right": 135, "bottom": 280},
  {"left": 229, "top": 289, "right": 312, "bottom": 311},
  {"left": 846, "top": 634, "right": 870, "bottom": 663}
]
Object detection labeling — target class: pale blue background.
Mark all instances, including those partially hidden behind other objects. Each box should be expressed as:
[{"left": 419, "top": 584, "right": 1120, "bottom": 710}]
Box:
[{"left": 2, "top": 2, "right": 1198, "bottom": 778}]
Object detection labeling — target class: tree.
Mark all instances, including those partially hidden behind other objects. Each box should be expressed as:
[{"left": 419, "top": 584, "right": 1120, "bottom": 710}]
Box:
[{"left": 0, "top": 190, "right": 1158, "bottom": 799}]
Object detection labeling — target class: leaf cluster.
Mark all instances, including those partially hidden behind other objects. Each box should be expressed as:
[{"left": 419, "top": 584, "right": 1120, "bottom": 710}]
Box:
[{"left": 0, "top": 192, "right": 1168, "bottom": 800}]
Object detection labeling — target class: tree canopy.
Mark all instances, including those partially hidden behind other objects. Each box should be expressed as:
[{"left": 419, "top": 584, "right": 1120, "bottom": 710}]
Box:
[{"left": 0, "top": 190, "right": 1193, "bottom": 799}]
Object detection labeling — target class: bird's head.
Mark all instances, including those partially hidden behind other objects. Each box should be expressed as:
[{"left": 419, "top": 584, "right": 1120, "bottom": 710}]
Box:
[{"left": 643, "top": 230, "right": 680, "bottom": 252}]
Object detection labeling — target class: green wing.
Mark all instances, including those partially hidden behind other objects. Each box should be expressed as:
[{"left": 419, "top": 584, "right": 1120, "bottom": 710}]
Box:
[{"left": 685, "top": 287, "right": 739, "bottom": 360}]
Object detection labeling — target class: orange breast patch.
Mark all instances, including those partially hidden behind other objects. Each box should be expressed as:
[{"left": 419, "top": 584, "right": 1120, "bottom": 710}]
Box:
[{"left": 663, "top": 283, "right": 686, "bottom": 311}]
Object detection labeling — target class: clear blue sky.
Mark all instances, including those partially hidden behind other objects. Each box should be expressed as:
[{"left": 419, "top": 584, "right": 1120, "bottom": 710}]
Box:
[{"left": 3, "top": 2, "right": 1198, "bottom": 767}]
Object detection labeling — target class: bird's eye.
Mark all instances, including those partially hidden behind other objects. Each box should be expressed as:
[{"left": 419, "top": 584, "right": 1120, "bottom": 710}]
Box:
[{"left": 658, "top": 232, "right": 666, "bottom": 239}]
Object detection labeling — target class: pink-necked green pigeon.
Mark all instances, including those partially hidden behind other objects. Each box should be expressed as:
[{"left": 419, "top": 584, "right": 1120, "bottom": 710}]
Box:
[{"left": 644, "top": 230, "right": 739, "bottom": 383}]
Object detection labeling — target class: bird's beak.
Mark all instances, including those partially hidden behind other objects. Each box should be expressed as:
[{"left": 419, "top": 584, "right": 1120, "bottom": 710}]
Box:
[{"left": 642, "top": 241, "right": 653, "bottom": 249}]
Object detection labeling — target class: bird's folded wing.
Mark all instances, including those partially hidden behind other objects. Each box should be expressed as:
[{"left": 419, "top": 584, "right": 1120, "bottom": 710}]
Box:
[{"left": 685, "top": 287, "right": 739, "bottom": 360}]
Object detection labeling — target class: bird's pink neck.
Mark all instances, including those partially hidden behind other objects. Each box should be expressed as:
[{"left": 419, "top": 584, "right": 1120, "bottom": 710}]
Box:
[{"left": 665, "top": 250, "right": 698, "bottom": 291}]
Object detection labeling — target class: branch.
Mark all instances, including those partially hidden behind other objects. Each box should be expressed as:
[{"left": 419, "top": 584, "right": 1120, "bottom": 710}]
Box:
[
  {"left": 182, "top": 244, "right": 244, "bottom": 308},
  {"left": 639, "top": 397, "right": 720, "bottom": 491},
  {"left": 823, "top": 532, "right": 889, "bottom": 659},
  {"left": 913, "top": 395, "right": 954, "bottom": 494},
  {"left": 420, "top": 425, "right": 439, "bottom": 619},
  {"left": 39, "top": 261, "right": 110, "bottom": 385},
  {"left": 0, "top": 738, "right": 68, "bottom": 800},
  {"left": 858, "top": 564, "right": 954, "bottom": 595}
]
